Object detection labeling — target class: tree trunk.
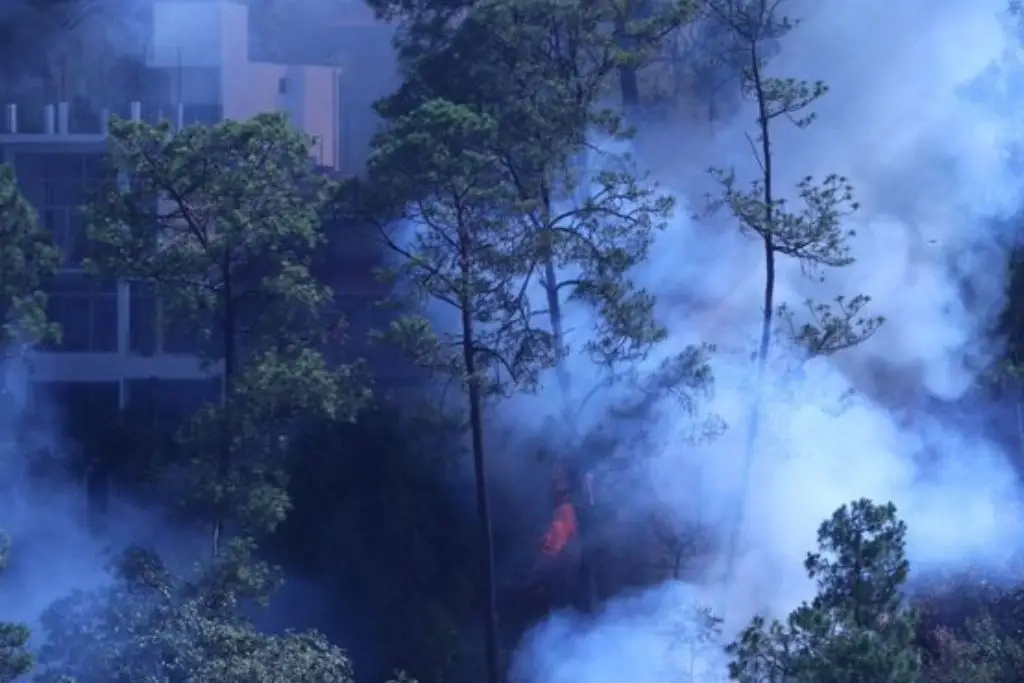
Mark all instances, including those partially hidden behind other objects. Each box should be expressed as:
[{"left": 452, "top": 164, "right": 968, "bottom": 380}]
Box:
[
  {"left": 724, "top": 51, "right": 776, "bottom": 581},
  {"left": 541, "top": 252, "right": 598, "bottom": 613},
  {"left": 213, "top": 258, "right": 235, "bottom": 559},
  {"left": 460, "top": 249, "right": 502, "bottom": 683},
  {"left": 1016, "top": 401, "right": 1024, "bottom": 464},
  {"left": 539, "top": 186, "right": 600, "bottom": 611},
  {"left": 615, "top": 3, "right": 640, "bottom": 110}
]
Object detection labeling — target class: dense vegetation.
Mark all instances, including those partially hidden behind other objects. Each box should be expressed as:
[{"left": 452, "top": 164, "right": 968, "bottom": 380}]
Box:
[{"left": 1, "top": 1, "right": 1023, "bottom": 683}]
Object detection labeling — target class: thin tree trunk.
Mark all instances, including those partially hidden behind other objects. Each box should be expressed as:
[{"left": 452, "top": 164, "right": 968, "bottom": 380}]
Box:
[
  {"left": 1015, "top": 401, "right": 1024, "bottom": 464},
  {"left": 724, "top": 50, "right": 775, "bottom": 581},
  {"left": 543, "top": 256, "right": 572, "bottom": 407},
  {"left": 460, "top": 242, "right": 501, "bottom": 683},
  {"left": 615, "top": 4, "right": 640, "bottom": 110},
  {"left": 213, "top": 258, "right": 235, "bottom": 559},
  {"left": 541, "top": 206, "right": 598, "bottom": 613}
]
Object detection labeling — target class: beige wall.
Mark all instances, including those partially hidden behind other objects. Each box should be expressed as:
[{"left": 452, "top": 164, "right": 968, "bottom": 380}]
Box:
[
  {"left": 219, "top": 62, "right": 340, "bottom": 169},
  {"left": 296, "top": 66, "right": 340, "bottom": 169},
  {"left": 149, "top": 0, "right": 346, "bottom": 170},
  {"left": 219, "top": 62, "right": 282, "bottom": 121}
]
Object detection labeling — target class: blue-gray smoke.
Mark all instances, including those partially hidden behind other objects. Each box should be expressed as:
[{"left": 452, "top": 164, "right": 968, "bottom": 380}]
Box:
[{"left": 506, "top": 1, "right": 1024, "bottom": 681}]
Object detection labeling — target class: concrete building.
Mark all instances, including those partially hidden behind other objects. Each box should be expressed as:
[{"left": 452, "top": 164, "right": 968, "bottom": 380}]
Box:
[{"left": 0, "top": 0, "right": 390, "bottom": 427}]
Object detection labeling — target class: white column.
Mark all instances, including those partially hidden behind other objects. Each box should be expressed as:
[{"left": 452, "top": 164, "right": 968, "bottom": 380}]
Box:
[
  {"left": 116, "top": 280, "right": 131, "bottom": 356},
  {"left": 43, "top": 104, "right": 56, "bottom": 134}
]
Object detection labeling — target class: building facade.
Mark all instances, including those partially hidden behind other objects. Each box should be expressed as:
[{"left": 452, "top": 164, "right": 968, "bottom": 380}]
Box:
[{"left": 0, "top": 0, "right": 389, "bottom": 426}]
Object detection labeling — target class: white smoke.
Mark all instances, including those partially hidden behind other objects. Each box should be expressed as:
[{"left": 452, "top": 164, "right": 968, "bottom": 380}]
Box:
[
  {"left": 0, "top": 357, "right": 112, "bottom": 640},
  {"left": 509, "top": 0, "right": 1024, "bottom": 680},
  {"left": 0, "top": 356, "right": 190, "bottom": 663}
]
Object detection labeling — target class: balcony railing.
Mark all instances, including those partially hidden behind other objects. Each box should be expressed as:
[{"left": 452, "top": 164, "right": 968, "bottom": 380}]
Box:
[{"left": 0, "top": 101, "right": 224, "bottom": 137}]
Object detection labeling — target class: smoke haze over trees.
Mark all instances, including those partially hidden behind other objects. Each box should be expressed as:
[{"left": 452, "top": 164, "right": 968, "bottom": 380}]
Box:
[{"left": 3, "top": 1, "right": 1024, "bottom": 683}]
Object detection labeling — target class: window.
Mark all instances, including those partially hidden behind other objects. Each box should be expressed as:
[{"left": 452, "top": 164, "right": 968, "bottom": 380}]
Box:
[
  {"left": 42, "top": 274, "right": 117, "bottom": 353},
  {"left": 42, "top": 207, "right": 80, "bottom": 264},
  {"left": 339, "top": 108, "right": 355, "bottom": 173},
  {"left": 278, "top": 76, "right": 288, "bottom": 94},
  {"left": 36, "top": 381, "right": 121, "bottom": 444},
  {"left": 15, "top": 152, "right": 104, "bottom": 266},
  {"left": 125, "top": 378, "right": 221, "bottom": 428},
  {"left": 163, "top": 315, "right": 207, "bottom": 354},
  {"left": 32, "top": 380, "right": 121, "bottom": 525},
  {"left": 181, "top": 104, "right": 222, "bottom": 127},
  {"left": 129, "top": 281, "right": 158, "bottom": 355},
  {"left": 128, "top": 281, "right": 206, "bottom": 356}
]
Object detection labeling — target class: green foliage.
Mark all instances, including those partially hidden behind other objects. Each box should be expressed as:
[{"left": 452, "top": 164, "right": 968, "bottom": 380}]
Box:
[
  {"left": 728, "top": 499, "right": 921, "bottom": 683},
  {"left": 710, "top": 0, "right": 883, "bottom": 579},
  {"left": 360, "top": 0, "right": 712, "bottom": 636},
  {"left": 0, "top": 621, "right": 31, "bottom": 683},
  {"left": 364, "top": 93, "right": 559, "bottom": 683},
  {"left": 988, "top": 243, "right": 1024, "bottom": 394},
  {"left": 178, "top": 345, "right": 370, "bottom": 536},
  {"left": 708, "top": 171, "right": 857, "bottom": 268},
  {"left": 925, "top": 614, "right": 1024, "bottom": 683},
  {"left": 367, "top": 98, "right": 554, "bottom": 394},
  {"left": 371, "top": 0, "right": 697, "bottom": 118},
  {"left": 356, "top": 0, "right": 716, "bottom": 459},
  {"left": 0, "top": 163, "right": 61, "bottom": 351},
  {"left": 0, "top": 533, "right": 32, "bottom": 683},
  {"left": 914, "top": 575, "right": 1024, "bottom": 683},
  {"left": 703, "top": 0, "right": 882, "bottom": 360},
  {"left": 25, "top": 111, "right": 381, "bottom": 683},
  {"left": 373, "top": 0, "right": 693, "bottom": 368},
  {"left": 84, "top": 113, "right": 370, "bottom": 541},
  {"left": 275, "top": 406, "right": 478, "bottom": 683},
  {"left": 602, "top": 342, "right": 718, "bottom": 442},
  {"left": 37, "top": 540, "right": 354, "bottom": 683},
  {"left": 84, "top": 113, "right": 332, "bottom": 358},
  {"left": 540, "top": 154, "right": 676, "bottom": 367},
  {"left": 777, "top": 295, "right": 884, "bottom": 360}
]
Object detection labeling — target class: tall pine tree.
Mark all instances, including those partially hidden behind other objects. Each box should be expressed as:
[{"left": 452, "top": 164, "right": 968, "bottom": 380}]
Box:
[
  {"left": 367, "top": 0, "right": 710, "bottom": 615},
  {"left": 728, "top": 499, "right": 921, "bottom": 683},
  {"left": 703, "top": 0, "right": 883, "bottom": 578},
  {"left": 37, "top": 113, "right": 370, "bottom": 683},
  {"left": 357, "top": 97, "right": 548, "bottom": 683},
  {"left": 84, "top": 112, "right": 368, "bottom": 554}
]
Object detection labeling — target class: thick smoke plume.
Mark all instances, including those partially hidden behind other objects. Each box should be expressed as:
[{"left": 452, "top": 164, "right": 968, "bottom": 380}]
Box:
[{"left": 509, "top": 0, "right": 1024, "bottom": 680}]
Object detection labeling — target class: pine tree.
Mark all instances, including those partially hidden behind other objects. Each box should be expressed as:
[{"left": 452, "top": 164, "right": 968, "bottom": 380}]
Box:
[
  {"left": 358, "top": 97, "right": 546, "bottom": 683},
  {"left": 703, "top": 0, "right": 883, "bottom": 578},
  {"left": 368, "top": 0, "right": 711, "bottom": 612},
  {"left": 39, "top": 112, "right": 371, "bottom": 683},
  {"left": 372, "top": 0, "right": 703, "bottom": 403},
  {"left": 84, "top": 113, "right": 369, "bottom": 555},
  {"left": 728, "top": 499, "right": 922, "bottom": 683}
]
